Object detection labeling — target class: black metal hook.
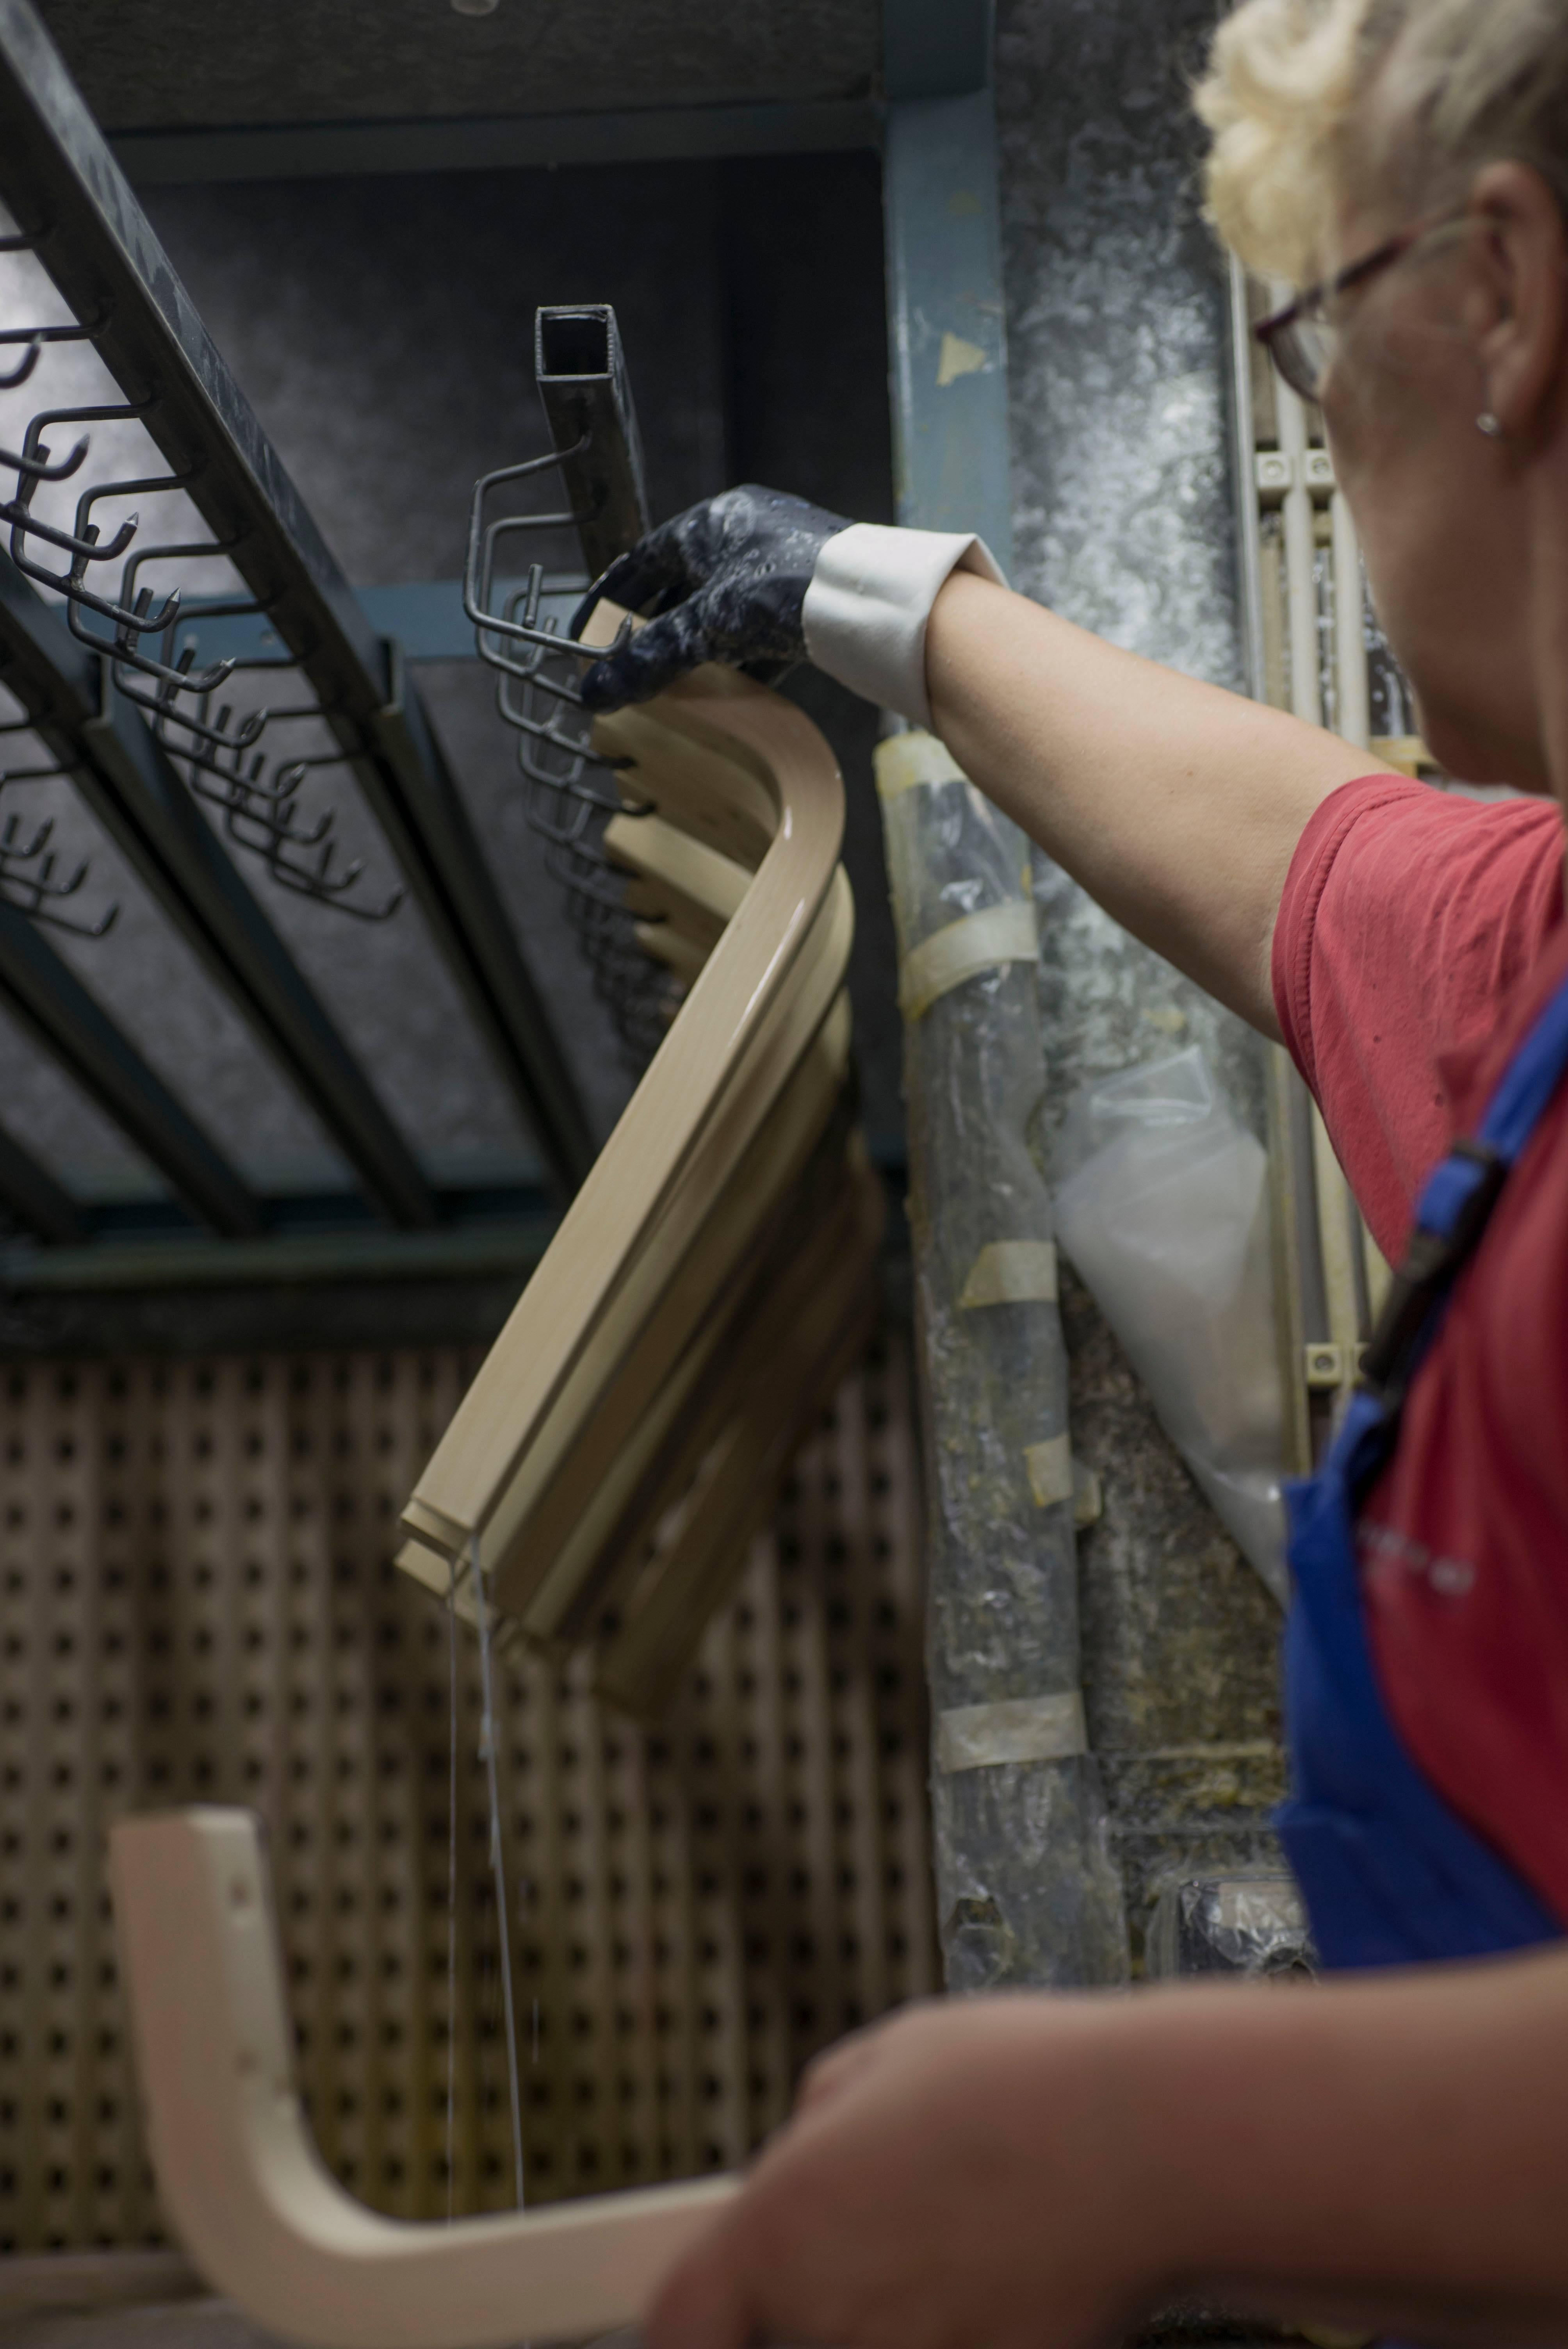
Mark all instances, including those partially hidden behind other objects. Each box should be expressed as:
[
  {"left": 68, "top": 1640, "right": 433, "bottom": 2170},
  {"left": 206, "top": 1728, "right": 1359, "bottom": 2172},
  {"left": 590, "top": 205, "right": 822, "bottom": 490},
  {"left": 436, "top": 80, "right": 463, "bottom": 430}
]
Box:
[
  {"left": 0, "top": 336, "right": 40, "bottom": 391},
  {"left": 0, "top": 429, "right": 89, "bottom": 483},
  {"left": 0, "top": 808, "right": 118, "bottom": 937}
]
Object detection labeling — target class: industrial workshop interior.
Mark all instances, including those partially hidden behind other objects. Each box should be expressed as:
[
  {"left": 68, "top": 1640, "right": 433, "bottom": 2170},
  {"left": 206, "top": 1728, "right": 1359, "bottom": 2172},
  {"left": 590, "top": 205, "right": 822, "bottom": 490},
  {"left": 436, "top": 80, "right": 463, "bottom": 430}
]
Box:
[{"left": 0, "top": 0, "right": 1524, "bottom": 2341}]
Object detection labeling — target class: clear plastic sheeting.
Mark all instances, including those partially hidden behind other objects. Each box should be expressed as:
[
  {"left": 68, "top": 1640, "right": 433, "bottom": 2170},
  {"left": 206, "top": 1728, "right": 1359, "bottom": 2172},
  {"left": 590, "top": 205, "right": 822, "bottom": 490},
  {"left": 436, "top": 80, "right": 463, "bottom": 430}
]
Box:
[
  {"left": 1054, "top": 1049, "right": 1288, "bottom": 1605},
  {"left": 1144, "top": 1872, "right": 1317, "bottom": 1980},
  {"left": 876, "top": 730, "right": 1128, "bottom": 1991}
]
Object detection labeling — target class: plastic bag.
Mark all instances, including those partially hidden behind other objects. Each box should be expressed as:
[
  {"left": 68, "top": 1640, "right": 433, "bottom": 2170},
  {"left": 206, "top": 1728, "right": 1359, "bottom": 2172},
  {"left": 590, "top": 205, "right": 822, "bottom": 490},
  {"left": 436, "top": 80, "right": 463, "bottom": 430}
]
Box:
[{"left": 1053, "top": 1048, "right": 1287, "bottom": 1603}]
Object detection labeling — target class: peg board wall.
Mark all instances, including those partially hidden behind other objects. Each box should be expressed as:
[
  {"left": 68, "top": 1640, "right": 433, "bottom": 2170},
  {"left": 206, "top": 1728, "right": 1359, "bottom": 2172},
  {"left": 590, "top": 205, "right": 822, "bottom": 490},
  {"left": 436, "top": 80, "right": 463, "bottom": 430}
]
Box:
[{"left": 0, "top": 1330, "right": 934, "bottom": 2254}]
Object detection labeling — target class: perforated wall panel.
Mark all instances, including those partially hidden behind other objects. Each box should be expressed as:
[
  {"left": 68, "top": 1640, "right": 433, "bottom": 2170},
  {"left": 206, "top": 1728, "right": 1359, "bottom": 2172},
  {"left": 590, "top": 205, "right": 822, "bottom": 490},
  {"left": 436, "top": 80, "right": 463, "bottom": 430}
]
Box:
[{"left": 0, "top": 1333, "right": 934, "bottom": 2252}]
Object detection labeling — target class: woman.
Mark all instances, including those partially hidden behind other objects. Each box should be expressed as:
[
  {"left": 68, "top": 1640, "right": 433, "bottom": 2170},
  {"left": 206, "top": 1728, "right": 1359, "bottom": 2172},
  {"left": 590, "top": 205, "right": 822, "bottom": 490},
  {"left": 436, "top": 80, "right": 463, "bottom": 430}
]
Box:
[{"left": 575, "top": 0, "right": 1568, "bottom": 2336}]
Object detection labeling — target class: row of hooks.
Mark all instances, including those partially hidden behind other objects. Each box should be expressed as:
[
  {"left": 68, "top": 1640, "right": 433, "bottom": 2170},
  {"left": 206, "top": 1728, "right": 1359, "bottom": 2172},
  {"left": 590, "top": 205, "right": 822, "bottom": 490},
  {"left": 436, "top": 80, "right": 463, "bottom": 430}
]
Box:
[
  {"left": 0, "top": 243, "right": 400, "bottom": 930},
  {"left": 464, "top": 447, "right": 674, "bottom": 1070}
]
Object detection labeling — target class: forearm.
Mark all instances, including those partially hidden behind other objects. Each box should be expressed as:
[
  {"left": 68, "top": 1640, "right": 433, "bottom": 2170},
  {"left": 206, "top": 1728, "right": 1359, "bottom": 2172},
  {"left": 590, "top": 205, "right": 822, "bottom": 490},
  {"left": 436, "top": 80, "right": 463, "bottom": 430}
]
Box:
[
  {"left": 925, "top": 569, "right": 1372, "bottom": 1036},
  {"left": 1112, "top": 1952, "right": 1568, "bottom": 2340}
]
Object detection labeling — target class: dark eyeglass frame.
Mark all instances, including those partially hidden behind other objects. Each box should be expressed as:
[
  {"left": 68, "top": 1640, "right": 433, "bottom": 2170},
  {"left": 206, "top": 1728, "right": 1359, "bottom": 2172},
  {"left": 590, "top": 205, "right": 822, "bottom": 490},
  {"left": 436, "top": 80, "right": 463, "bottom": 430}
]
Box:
[{"left": 1254, "top": 213, "right": 1467, "bottom": 403}]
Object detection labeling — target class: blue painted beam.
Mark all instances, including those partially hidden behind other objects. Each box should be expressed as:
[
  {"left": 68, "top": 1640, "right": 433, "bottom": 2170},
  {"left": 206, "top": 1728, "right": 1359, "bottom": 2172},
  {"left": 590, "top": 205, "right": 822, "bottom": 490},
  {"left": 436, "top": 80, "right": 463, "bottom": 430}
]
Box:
[
  {"left": 882, "top": 89, "right": 1014, "bottom": 569},
  {"left": 884, "top": 0, "right": 996, "bottom": 102}
]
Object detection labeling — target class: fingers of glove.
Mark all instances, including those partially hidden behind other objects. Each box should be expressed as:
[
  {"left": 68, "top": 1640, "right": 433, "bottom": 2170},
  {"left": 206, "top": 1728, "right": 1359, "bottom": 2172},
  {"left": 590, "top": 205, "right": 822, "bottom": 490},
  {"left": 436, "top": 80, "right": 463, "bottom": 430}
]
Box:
[
  {"left": 568, "top": 519, "right": 699, "bottom": 642},
  {"left": 577, "top": 600, "right": 713, "bottom": 712}
]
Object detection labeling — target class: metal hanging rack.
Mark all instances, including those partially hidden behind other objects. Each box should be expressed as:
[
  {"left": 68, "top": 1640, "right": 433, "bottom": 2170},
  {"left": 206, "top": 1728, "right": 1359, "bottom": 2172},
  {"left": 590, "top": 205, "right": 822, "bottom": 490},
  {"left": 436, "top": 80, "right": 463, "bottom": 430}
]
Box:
[
  {"left": 0, "top": 343, "right": 399, "bottom": 921},
  {"left": 463, "top": 304, "right": 675, "bottom": 1069},
  {"left": 0, "top": 0, "right": 594, "bottom": 1199}
]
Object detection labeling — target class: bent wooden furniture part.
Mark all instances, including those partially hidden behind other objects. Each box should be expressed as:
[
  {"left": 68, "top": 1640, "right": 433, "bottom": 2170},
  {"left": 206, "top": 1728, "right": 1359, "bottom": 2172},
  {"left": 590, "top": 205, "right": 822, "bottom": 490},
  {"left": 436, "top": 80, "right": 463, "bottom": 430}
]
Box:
[
  {"left": 397, "top": 658, "right": 878, "bottom": 1705},
  {"left": 110, "top": 1807, "right": 738, "bottom": 2349},
  {"left": 104, "top": 673, "right": 880, "bottom": 2341}
]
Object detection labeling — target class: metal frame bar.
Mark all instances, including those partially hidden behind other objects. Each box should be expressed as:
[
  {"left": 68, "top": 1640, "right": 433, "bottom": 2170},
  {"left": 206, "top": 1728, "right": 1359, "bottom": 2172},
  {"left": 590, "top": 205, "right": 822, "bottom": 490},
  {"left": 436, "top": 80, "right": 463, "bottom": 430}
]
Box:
[
  {"left": 0, "top": 1113, "right": 80, "bottom": 1241},
  {"left": 0, "top": 551, "right": 438, "bottom": 1229},
  {"left": 884, "top": 0, "right": 994, "bottom": 102},
  {"left": 0, "top": 895, "right": 260, "bottom": 1234},
  {"left": 107, "top": 99, "right": 881, "bottom": 189},
  {"left": 534, "top": 305, "right": 651, "bottom": 583},
  {"left": 882, "top": 84, "right": 1014, "bottom": 563},
  {"left": 0, "top": 1210, "right": 555, "bottom": 1292},
  {"left": 1226, "top": 255, "right": 1393, "bottom": 1460},
  {"left": 0, "top": 0, "right": 595, "bottom": 1196}
]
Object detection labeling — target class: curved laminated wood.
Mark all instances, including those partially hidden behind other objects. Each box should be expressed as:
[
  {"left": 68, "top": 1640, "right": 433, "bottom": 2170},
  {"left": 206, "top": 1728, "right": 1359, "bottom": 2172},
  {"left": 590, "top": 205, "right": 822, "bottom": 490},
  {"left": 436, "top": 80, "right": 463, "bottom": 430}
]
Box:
[
  {"left": 401, "top": 669, "right": 846, "bottom": 1574},
  {"left": 486, "top": 991, "right": 855, "bottom": 1642},
  {"left": 547, "top": 1098, "right": 869, "bottom": 1652},
  {"left": 109, "top": 1809, "right": 738, "bottom": 2349},
  {"left": 595, "top": 1141, "right": 886, "bottom": 1717},
  {"left": 471, "top": 886, "right": 848, "bottom": 1599},
  {"left": 609, "top": 811, "right": 749, "bottom": 954},
  {"left": 108, "top": 673, "right": 881, "bottom": 2349}
]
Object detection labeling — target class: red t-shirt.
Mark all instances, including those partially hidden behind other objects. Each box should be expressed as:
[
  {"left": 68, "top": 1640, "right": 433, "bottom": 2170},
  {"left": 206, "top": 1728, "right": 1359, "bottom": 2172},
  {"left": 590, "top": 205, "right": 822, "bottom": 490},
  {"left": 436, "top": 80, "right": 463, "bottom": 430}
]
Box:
[{"left": 1272, "top": 776, "right": 1568, "bottom": 1926}]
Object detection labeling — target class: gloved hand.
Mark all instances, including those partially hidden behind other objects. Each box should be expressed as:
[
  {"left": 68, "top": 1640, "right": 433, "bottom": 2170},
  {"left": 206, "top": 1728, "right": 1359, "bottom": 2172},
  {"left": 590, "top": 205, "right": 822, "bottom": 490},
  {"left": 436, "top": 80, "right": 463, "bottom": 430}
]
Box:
[{"left": 571, "top": 484, "right": 847, "bottom": 712}]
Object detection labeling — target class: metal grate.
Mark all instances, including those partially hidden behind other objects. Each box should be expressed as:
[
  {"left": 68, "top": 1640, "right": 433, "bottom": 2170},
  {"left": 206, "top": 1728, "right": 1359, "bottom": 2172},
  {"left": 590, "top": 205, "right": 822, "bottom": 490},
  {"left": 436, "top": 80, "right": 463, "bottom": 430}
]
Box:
[{"left": 0, "top": 1330, "right": 933, "bottom": 2253}]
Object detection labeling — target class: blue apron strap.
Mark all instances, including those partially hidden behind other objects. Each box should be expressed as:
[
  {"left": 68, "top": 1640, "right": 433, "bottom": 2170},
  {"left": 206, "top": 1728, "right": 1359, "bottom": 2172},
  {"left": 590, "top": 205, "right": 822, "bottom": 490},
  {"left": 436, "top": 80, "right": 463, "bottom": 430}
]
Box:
[{"left": 1277, "top": 961, "right": 1568, "bottom": 1969}]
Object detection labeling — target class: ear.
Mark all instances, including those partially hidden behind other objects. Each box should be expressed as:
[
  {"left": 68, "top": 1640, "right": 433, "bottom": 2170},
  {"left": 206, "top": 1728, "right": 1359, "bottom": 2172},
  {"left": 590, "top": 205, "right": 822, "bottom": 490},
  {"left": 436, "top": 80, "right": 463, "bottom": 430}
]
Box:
[{"left": 1466, "top": 159, "right": 1568, "bottom": 442}]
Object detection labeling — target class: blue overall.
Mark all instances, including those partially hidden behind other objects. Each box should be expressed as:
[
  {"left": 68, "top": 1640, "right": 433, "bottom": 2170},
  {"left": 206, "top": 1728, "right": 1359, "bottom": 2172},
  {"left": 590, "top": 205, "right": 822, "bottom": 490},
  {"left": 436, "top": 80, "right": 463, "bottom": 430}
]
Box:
[{"left": 1277, "top": 968, "right": 1568, "bottom": 1971}]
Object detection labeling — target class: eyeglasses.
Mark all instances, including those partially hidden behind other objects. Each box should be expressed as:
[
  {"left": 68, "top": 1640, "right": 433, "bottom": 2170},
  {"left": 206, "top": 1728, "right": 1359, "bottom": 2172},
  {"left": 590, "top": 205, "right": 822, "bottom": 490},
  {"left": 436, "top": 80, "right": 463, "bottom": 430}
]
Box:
[{"left": 1254, "top": 213, "right": 1468, "bottom": 403}]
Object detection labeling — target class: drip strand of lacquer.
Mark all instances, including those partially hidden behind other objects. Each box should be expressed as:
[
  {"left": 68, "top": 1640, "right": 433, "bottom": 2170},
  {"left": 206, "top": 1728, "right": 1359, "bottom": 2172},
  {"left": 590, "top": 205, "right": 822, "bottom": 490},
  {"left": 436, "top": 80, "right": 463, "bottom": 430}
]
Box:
[
  {"left": 470, "top": 1531, "right": 527, "bottom": 2208},
  {"left": 445, "top": 1560, "right": 460, "bottom": 2221}
]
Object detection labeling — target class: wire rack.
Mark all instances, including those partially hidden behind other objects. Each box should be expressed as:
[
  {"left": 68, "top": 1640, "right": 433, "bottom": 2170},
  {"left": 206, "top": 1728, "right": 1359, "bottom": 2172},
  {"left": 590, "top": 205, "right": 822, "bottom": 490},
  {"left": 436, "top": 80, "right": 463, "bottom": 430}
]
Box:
[
  {"left": 462, "top": 476, "right": 669, "bottom": 1068},
  {"left": 0, "top": 242, "right": 399, "bottom": 931}
]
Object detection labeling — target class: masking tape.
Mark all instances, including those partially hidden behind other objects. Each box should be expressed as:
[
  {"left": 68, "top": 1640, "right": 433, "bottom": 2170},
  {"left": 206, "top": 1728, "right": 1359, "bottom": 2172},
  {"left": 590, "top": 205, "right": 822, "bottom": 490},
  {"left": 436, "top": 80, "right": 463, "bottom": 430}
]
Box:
[
  {"left": 1072, "top": 1460, "right": 1103, "bottom": 1529},
  {"left": 936, "top": 1690, "right": 1088, "bottom": 1773},
  {"left": 873, "top": 728, "right": 967, "bottom": 801},
  {"left": 1023, "top": 1431, "right": 1074, "bottom": 1509},
  {"left": 959, "top": 1239, "right": 1058, "bottom": 1309},
  {"left": 898, "top": 900, "right": 1039, "bottom": 1021}
]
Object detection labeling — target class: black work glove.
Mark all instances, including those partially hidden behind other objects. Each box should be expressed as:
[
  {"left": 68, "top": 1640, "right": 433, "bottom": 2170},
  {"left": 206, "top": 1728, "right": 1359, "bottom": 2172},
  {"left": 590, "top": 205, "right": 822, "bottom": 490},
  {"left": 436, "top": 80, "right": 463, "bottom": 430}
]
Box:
[{"left": 571, "top": 484, "right": 847, "bottom": 712}]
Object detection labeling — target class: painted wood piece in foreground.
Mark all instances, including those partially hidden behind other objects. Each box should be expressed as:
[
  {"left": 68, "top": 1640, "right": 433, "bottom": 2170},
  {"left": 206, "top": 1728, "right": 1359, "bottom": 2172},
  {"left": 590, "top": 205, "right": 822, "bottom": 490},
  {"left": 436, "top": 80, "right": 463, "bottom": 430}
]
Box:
[{"left": 110, "top": 1809, "right": 737, "bottom": 2349}]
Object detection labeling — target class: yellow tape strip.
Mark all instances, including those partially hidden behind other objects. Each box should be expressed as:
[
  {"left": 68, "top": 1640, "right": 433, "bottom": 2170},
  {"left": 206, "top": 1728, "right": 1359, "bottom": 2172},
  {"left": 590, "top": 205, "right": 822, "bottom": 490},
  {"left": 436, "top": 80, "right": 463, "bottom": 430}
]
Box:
[
  {"left": 898, "top": 900, "right": 1039, "bottom": 1021},
  {"left": 1023, "top": 1431, "right": 1073, "bottom": 1509},
  {"left": 959, "top": 1239, "right": 1058, "bottom": 1309},
  {"left": 936, "top": 1690, "right": 1087, "bottom": 1773},
  {"left": 872, "top": 727, "right": 967, "bottom": 801}
]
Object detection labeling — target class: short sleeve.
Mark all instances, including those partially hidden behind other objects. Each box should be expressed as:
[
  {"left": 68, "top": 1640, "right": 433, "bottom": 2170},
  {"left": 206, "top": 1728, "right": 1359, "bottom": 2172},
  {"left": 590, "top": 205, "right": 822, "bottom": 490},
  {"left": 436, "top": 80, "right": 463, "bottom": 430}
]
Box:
[{"left": 1270, "top": 777, "right": 1564, "bottom": 1260}]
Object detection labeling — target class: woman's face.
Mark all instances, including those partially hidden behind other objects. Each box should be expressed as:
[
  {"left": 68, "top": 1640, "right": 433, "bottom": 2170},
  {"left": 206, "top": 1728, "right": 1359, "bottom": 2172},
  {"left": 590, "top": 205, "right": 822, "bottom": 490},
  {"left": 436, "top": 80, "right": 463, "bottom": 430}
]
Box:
[{"left": 1319, "top": 187, "right": 1550, "bottom": 791}]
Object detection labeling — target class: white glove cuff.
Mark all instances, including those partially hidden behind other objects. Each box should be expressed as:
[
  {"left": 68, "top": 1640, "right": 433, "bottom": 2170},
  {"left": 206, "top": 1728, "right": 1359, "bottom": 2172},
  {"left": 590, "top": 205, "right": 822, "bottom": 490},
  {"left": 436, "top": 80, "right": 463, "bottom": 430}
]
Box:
[{"left": 800, "top": 522, "right": 1007, "bottom": 728}]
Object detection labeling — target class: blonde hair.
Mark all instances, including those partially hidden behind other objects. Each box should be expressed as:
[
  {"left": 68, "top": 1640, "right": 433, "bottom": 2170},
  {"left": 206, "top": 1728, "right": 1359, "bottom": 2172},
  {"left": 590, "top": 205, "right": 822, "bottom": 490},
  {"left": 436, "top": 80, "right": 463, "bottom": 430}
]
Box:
[{"left": 1194, "top": 0, "right": 1568, "bottom": 287}]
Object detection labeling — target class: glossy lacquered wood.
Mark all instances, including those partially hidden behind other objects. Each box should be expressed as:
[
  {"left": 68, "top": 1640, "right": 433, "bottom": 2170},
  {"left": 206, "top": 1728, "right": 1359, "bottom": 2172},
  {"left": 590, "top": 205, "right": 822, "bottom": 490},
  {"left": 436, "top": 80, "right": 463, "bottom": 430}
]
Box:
[{"left": 400, "top": 663, "right": 855, "bottom": 1670}]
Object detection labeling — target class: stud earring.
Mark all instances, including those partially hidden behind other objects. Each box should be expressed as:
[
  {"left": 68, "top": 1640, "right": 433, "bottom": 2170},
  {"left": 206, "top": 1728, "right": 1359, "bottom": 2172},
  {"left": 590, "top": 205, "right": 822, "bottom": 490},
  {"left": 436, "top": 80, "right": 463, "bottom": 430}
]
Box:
[{"left": 1477, "top": 410, "right": 1503, "bottom": 437}]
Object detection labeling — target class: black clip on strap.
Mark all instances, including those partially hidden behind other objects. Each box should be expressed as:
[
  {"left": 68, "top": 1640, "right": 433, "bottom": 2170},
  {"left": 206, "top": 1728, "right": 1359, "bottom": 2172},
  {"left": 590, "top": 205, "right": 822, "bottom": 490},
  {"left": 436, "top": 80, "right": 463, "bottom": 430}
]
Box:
[{"left": 1359, "top": 1139, "right": 1507, "bottom": 1406}]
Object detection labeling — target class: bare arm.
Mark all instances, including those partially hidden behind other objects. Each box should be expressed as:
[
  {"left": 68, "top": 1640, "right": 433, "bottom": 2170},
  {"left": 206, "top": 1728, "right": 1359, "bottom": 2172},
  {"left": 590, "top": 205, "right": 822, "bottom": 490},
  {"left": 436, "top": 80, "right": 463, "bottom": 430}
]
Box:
[
  {"left": 646, "top": 1949, "right": 1568, "bottom": 2349},
  {"left": 1159, "top": 1947, "right": 1568, "bottom": 2340},
  {"left": 926, "top": 569, "right": 1376, "bottom": 1037}
]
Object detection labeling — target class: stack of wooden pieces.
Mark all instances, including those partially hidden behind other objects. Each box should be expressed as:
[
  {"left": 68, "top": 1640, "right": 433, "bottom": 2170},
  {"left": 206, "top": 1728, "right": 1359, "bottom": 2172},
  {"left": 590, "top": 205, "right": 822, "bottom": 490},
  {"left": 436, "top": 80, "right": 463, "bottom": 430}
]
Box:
[{"left": 397, "top": 657, "right": 881, "bottom": 1717}]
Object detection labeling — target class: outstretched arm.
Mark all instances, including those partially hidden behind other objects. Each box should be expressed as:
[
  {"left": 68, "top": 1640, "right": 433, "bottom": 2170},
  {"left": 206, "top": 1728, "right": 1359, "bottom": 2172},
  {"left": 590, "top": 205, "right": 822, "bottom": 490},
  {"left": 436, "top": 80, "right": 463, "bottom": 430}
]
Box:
[
  {"left": 645, "top": 1948, "right": 1568, "bottom": 2349},
  {"left": 926, "top": 568, "right": 1370, "bottom": 1036},
  {"left": 577, "top": 494, "right": 1373, "bottom": 1040}
]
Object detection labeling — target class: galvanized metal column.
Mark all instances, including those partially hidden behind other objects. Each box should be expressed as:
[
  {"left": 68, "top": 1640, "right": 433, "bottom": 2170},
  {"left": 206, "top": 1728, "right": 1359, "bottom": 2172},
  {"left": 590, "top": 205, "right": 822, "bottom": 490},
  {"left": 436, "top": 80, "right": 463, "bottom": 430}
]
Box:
[
  {"left": 881, "top": 17, "right": 1129, "bottom": 1989},
  {"left": 997, "top": 0, "right": 1287, "bottom": 1966}
]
